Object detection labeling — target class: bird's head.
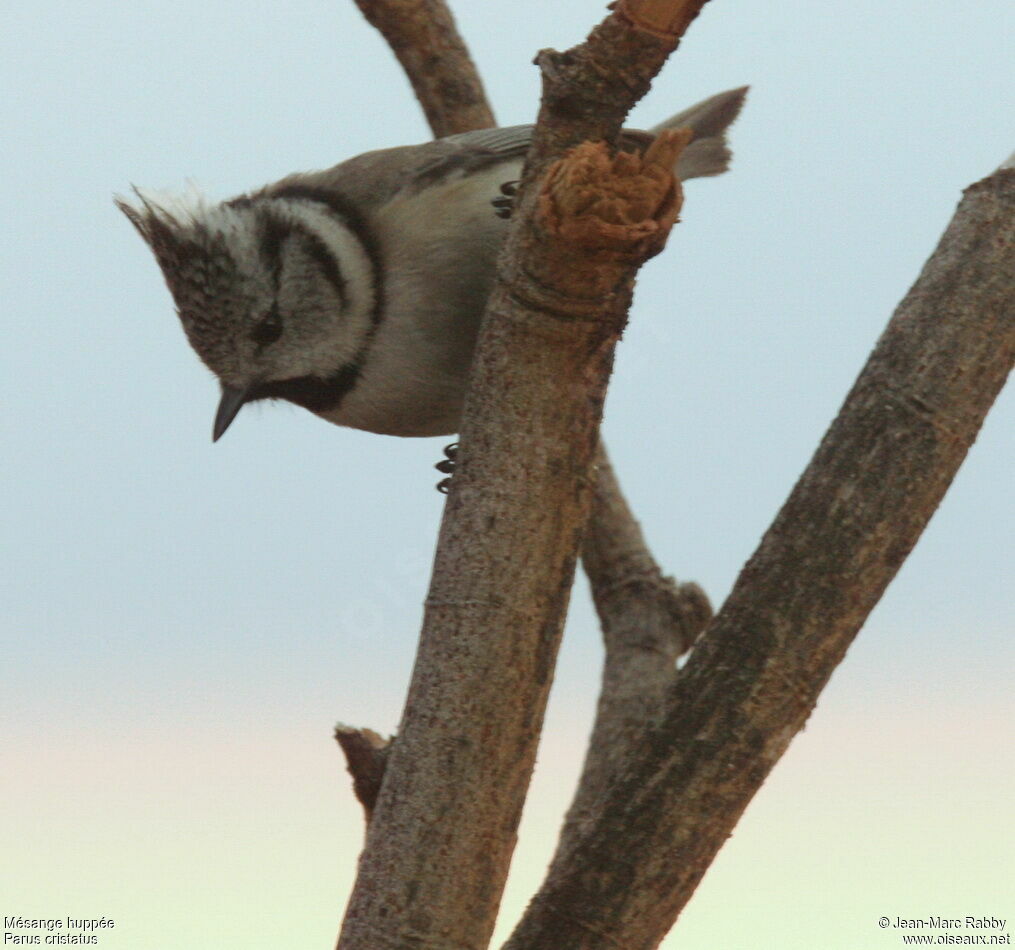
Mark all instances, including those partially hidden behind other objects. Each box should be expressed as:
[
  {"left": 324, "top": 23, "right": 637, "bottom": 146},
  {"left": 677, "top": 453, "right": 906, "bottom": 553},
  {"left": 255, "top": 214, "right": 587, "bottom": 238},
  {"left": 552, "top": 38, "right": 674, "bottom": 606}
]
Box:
[{"left": 116, "top": 187, "right": 378, "bottom": 438}]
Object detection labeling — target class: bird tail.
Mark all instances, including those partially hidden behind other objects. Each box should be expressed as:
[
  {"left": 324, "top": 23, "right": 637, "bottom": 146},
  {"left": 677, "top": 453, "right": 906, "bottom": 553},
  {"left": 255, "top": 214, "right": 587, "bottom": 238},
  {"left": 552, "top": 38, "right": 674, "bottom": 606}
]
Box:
[{"left": 652, "top": 86, "right": 749, "bottom": 180}]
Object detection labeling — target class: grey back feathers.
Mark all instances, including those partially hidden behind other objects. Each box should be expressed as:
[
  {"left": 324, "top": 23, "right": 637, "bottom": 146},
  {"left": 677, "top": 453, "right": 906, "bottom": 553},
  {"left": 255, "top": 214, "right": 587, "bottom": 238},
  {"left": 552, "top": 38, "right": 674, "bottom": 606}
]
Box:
[{"left": 117, "top": 86, "right": 747, "bottom": 440}]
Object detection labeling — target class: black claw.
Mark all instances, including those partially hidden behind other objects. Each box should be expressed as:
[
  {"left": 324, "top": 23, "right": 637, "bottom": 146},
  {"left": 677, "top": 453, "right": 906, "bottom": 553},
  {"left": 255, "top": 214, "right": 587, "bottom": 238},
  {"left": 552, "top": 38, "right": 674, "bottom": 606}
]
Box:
[
  {"left": 435, "top": 442, "right": 459, "bottom": 493},
  {"left": 492, "top": 184, "right": 517, "bottom": 220}
]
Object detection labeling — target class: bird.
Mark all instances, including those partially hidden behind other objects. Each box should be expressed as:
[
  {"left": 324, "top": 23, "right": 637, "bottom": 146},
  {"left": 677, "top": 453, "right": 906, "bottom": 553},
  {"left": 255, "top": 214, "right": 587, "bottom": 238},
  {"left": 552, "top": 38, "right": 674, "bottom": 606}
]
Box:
[{"left": 117, "top": 87, "right": 747, "bottom": 443}]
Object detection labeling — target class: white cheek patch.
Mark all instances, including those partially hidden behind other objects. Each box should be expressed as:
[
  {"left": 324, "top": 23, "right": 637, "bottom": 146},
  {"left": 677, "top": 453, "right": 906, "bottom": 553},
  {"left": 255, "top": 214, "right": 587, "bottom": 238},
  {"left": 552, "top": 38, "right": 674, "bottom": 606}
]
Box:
[
  {"left": 282, "top": 201, "right": 377, "bottom": 319},
  {"left": 266, "top": 199, "right": 378, "bottom": 377}
]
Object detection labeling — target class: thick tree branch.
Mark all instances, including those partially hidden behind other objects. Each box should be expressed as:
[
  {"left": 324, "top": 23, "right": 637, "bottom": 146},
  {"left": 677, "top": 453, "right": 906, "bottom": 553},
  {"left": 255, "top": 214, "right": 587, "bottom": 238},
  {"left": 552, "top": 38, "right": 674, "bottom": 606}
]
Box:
[
  {"left": 336, "top": 4, "right": 712, "bottom": 949},
  {"left": 522, "top": 0, "right": 709, "bottom": 179},
  {"left": 343, "top": 0, "right": 712, "bottom": 840},
  {"left": 505, "top": 167, "right": 1015, "bottom": 950},
  {"left": 352, "top": 0, "right": 495, "bottom": 135}
]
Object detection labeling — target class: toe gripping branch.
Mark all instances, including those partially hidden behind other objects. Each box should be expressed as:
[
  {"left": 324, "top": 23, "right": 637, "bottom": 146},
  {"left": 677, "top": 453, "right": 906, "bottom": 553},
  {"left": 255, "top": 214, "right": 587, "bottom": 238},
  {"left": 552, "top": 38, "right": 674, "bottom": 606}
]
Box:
[
  {"left": 491, "top": 180, "right": 519, "bottom": 219},
  {"left": 435, "top": 442, "right": 458, "bottom": 494}
]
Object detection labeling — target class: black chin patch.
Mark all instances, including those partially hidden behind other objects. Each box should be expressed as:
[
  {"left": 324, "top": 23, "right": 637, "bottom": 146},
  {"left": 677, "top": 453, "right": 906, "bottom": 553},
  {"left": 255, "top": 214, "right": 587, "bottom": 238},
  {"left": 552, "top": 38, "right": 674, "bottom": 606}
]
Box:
[{"left": 249, "top": 364, "right": 362, "bottom": 414}]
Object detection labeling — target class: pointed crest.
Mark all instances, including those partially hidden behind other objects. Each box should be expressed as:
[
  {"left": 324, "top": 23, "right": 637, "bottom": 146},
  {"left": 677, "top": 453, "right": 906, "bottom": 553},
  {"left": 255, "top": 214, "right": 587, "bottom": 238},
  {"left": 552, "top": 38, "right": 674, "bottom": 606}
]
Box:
[{"left": 114, "top": 187, "right": 266, "bottom": 381}]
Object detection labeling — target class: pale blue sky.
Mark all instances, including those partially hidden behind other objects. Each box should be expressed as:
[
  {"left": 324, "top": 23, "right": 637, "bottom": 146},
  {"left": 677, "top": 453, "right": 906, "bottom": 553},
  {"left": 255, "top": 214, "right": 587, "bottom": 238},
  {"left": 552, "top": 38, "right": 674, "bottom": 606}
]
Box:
[{"left": 3, "top": 2, "right": 1012, "bottom": 948}]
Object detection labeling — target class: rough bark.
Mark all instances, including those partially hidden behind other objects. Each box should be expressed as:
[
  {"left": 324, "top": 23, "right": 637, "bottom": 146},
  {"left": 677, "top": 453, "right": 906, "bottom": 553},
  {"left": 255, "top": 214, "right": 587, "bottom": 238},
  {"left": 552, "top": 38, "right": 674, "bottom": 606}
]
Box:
[
  {"left": 561, "top": 441, "right": 712, "bottom": 847},
  {"left": 343, "top": 0, "right": 715, "bottom": 899},
  {"left": 336, "top": 4, "right": 712, "bottom": 949},
  {"left": 337, "top": 3, "right": 1011, "bottom": 949},
  {"left": 351, "top": 0, "right": 496, "bottom": 135},
  {"left": 334, "top": 725, "right": 391, "bottom": 821},
  {"left": 522, "top": 1, "right": 710, "bottom": 180},
  {"left": 504, "top": 167, "right": 1015, "bottom": 950}
]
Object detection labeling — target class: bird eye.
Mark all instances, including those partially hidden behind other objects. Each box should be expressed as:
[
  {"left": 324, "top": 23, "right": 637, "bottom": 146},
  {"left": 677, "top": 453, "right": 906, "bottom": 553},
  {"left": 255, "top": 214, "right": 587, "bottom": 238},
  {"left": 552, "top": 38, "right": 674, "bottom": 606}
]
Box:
[{"left": 250, "top": 305, "right": 283, "bottom": 346}]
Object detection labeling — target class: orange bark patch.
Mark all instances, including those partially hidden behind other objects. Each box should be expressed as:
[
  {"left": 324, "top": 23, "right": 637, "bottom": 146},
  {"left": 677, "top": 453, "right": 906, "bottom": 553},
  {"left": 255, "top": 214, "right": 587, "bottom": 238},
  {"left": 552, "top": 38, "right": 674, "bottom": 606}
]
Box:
[{"left": 538, "top": 128, "right": 691, "bottom": 256}]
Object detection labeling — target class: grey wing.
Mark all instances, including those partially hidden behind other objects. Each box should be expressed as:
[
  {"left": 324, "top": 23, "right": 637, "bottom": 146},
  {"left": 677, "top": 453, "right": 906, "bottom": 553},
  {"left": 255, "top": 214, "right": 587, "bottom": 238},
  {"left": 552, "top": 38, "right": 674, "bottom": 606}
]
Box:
[
  {"left": 269, "top": 133, "right": 529, "bottom": 213},
  {"left": 440, "top": 125, "right": 536, "bottom": 156},
  {"left": 407, "top": 127, "right": 533, "bottom": 191},
  {"left": 269, "top": 85, "right": 747, "bottom": 210}
]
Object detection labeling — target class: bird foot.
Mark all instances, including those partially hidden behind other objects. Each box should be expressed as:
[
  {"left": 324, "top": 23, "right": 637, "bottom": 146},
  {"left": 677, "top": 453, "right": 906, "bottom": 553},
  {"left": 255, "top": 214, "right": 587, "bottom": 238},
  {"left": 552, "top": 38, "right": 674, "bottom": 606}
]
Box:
[
  {"left": 435, "top": 442, "right": 458, "bottom": 494},
  {"left": 491, "top": 180, "right": 519, "bottom": 219}
]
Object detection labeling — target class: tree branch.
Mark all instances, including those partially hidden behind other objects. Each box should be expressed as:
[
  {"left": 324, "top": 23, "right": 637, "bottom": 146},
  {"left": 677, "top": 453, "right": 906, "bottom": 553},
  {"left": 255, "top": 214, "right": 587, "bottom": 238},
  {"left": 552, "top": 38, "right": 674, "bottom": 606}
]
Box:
[
  {"left": 336, "top": 4, "right": 712, "bottom": 948},
  {"left": 523, "top": 0, "right": 710, "bottom": 178},
  {"left": 352, "top": 0, "right": 495, "bottom": 135},
  {"left": 334, "top": 725, "right": 391, "bottom": 820},
  {"left": 563, "top": 441, "right": 711, "bottom": 844},
  {"left": 343, "top": 0, "right": 712, "bottom": 847},
  {"left": 504, "top": 166, "right": 1015, "bottom": 950},
  {"left": 334, "top": 0, "right": 494, "bottom": 832}
]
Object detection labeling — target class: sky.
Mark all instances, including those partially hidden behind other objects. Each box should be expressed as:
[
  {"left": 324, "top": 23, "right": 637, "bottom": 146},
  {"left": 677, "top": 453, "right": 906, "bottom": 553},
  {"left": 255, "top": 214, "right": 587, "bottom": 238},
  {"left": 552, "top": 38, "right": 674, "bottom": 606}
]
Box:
[{"left": 2, "top": 1, "right": 1012, "bottom": 948}]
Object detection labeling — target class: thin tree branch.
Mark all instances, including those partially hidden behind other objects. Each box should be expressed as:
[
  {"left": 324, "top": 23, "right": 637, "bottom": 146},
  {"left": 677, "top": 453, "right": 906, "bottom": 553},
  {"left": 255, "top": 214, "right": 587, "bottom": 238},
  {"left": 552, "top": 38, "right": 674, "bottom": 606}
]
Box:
[
  {"left": 352, "top": 0, "right": 495, "bottom": 135},
  {"left": 504, "top": 166, "right": 1015, "bottom": 950},
  {"left": 336, "top": 3, "right": 713, "bottom": 948},
  {"left": 563, "top": 441, "right": 711, "bottom": 842}
]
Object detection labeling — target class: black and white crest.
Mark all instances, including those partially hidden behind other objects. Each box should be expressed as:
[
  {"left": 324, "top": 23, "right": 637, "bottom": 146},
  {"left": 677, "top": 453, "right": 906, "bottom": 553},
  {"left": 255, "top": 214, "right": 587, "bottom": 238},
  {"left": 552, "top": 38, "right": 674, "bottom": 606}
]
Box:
[{"left": 116, "top": 187, "right": 380, "bottom": 434}]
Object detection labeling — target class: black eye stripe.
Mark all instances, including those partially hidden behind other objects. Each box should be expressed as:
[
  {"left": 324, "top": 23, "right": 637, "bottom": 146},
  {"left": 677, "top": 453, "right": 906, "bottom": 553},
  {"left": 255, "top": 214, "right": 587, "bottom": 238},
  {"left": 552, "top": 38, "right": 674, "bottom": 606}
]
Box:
[
  {"left": 248, "top": 222, "right": 347, "bottom": 349},
  {"left": 292, "top": 227, "right": 346, "bottom": 308},
  {"left": 258, "top": 213, "right": 289, "bottom": 282},
  {"left": 256, "top": 210, "right": 346, "bottom": 309}
]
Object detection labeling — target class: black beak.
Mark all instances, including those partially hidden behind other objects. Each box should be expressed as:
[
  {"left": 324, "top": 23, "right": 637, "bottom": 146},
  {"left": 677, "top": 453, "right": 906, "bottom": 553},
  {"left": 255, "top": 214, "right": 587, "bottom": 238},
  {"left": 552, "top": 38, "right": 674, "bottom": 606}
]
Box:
[{"left": 213, "top": 384, "right": 252, "bottom": 442}]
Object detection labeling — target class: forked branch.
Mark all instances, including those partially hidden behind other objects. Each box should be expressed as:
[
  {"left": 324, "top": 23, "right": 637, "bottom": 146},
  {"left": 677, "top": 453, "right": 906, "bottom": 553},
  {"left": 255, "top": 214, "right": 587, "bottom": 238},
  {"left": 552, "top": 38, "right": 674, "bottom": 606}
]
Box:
[
  {"left": 337, "top": 3, "right": 715, "bottom": 949},
  {"left": 339, "top": 0, "right": 712, "bottom": 834},
  {"left": 505, "top": 166, "right": 1015, "bottom": 950}
]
